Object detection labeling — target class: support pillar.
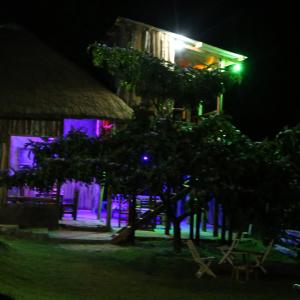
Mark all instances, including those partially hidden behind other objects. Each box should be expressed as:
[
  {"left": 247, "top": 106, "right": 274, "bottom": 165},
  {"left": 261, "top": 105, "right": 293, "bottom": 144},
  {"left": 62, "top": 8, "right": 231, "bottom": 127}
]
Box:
[{"left": 0, "top": 140, "right": 9, "bottom": 205}]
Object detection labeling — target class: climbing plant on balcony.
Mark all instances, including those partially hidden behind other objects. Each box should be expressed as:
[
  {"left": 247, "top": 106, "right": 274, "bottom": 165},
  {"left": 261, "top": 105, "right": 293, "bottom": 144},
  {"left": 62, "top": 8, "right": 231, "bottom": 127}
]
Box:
[{"left": 88, "top": 43, "right": 237, "bottom": 114}]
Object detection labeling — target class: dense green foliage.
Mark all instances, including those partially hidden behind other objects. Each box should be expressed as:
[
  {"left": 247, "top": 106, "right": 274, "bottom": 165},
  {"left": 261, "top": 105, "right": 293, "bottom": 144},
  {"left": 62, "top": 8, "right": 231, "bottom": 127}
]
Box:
[{"left": 88, "top": 43, "right": 237, "bottom": 113}]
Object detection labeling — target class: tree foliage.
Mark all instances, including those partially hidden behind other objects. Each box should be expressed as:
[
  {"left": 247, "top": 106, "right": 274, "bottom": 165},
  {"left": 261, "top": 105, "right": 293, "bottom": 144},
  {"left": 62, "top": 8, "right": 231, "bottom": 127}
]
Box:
[
  {"left": 88, "top": 43, "right": 237, "bottom": 113},
  {"left": 1, "top": 115, "right": 300, "bottom": 248}
]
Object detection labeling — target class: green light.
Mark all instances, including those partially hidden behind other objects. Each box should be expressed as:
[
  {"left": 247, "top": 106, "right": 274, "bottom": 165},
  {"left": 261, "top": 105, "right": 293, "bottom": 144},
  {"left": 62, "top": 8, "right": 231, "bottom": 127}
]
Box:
[
  {"left": 198, "top": 101, "right": 203, "bottom": 116},
  {"left": 232, "top": 63, "right": 242, "bottom": 73}
]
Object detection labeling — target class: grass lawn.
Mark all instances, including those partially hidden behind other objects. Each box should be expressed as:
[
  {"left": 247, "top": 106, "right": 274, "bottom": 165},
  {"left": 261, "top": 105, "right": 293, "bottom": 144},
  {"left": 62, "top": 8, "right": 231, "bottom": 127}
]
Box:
[{"left": 0, "top": 236, "right": 299, "bottom": 300}]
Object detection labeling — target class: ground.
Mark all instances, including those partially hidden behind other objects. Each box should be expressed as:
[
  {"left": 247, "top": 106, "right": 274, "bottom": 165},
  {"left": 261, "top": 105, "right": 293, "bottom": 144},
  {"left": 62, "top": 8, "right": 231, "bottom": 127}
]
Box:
[{"left": 0, "top": 237, "right": 299, "bottom": 300}]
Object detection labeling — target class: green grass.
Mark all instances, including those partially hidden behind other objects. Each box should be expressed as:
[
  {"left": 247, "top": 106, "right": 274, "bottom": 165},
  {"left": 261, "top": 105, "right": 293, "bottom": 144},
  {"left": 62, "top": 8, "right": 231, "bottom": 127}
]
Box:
[{"left": 0, "top": 236, "right": 299, "bottom": 300}]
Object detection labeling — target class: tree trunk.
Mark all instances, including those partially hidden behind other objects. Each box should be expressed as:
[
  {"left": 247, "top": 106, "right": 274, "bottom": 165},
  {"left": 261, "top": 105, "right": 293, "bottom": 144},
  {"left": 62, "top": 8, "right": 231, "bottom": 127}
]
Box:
[
  {"left": 213, "top": 198, "right": 219, "bottom": 237},
  {"left": 228, "top": 215, "right": 233, "bottom": 243},
  {"left": 165, "top": 215, "right": 171, "bottom": 235},
  {"left": 195, "top": 207, "right": 202, "bottom": 245},
  {"left": 202, "top": 209, "right": 207, "bottom": 232},
  {"left": 105, "top": 186, "right": 112, "bottom": 231},
  {"left": 189, "top": 196, "right": 195, "bottom": 240},
  {"left": 55, "top": 182, "right": 61, "bottom": 203},
  {"left": 172, "top": 218, "right": 182, "bottom": 252},
  {"left": 128, "top": 195, "right": 137, "bottom": 244},
  {"left": 221, "top": 208, "right": 226, "bottom": 242},
  {"left": 164, "top": 193, "right": 171, "bottom": 235}
]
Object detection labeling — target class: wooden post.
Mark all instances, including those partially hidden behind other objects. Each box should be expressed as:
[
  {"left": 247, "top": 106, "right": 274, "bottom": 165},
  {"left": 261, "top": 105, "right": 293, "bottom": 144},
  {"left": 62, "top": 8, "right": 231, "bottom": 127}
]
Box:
[{"left": 0, "top": 141, "right": 9, "bottom": 206}]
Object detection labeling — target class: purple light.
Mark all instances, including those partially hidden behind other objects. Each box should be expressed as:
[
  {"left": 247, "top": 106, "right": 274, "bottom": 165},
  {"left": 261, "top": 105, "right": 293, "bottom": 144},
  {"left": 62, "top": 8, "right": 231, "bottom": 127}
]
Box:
[
  {"left": 142, "top": 155, "right": 150, "bottom": 161},
  {"left": 96, "top": 119, "right": 101, "bottom": 137},
  {"left": 63, "top": 119, "right": 98, "bottom": 137}
]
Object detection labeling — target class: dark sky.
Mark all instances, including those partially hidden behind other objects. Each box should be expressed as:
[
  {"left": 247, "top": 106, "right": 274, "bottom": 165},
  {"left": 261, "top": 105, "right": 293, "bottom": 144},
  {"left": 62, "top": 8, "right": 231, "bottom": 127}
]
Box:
[{"left": 1, "top": 0, "right": 299, "bottom": 139}]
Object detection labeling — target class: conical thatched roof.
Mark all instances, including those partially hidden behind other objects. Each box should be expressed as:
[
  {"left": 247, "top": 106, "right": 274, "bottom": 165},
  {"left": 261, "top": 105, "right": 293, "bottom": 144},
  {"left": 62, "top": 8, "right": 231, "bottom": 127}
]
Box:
[{"left": 0, "top": 24, "right": 133, "bottom": 120}]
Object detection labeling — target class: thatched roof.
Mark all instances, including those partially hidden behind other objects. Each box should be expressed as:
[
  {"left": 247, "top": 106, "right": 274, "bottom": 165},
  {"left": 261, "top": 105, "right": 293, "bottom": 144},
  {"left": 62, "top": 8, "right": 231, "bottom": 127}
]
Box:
[{"left": 0, "top": 24, "right": 133, "bottom": 120}]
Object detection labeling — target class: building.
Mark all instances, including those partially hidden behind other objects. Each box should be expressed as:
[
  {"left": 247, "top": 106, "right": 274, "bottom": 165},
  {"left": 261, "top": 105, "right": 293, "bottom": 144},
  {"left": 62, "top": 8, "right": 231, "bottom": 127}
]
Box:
[
  {"left": 0, "top": 24, "right": 132, "bottom": 208},
  {"left": 0, "top": 19, "right": 247, "bottom": 232},
  {"left": 107, "top": 17, "right": 247, "bottom": 117}
]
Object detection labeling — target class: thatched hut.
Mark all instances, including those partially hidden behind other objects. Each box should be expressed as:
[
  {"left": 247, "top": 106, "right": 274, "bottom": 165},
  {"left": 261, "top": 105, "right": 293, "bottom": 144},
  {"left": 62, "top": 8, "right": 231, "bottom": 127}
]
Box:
[{"left": 0, "top": 24, "right": 133, "bottom": 204}]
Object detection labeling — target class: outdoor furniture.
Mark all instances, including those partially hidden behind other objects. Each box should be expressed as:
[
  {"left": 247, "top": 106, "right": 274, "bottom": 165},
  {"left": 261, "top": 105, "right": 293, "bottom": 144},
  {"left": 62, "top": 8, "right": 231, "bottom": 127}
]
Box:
[
  {"left": 3, "top": 197, "right": 59, "bottom": 229},
  {"left": 251, "top": 239, "right": 274, "bottom": 274},
  {"left": 240, "top": 224, "right": 254, "bottom": 243},
  {"left": 59, "top": 190, "right": 79, "bottom": 220},
  {"left": 186, "top": 239, "right": 216, "bottom": 278},
  {"left": 218, "top": 236, "right": 241, "bottom": 265},
  {"left": 230, "top": 239, "right": 274, "bottom": 280},
  {"left": 7, "top": 195, "right": 57, "bottom": 205},
  {"left": 231, "top": 262, "right": 252, "bottom": 282}
]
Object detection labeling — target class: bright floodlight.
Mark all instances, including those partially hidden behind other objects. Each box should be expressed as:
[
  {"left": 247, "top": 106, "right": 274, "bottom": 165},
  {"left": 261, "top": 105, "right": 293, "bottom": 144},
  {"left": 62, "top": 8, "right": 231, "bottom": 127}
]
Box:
[
  {"left": 232, "top": 63, "right": 242, "bottom": 73},
  {"left": 174, "top": 39, "right": 185, "bottom": 51}
]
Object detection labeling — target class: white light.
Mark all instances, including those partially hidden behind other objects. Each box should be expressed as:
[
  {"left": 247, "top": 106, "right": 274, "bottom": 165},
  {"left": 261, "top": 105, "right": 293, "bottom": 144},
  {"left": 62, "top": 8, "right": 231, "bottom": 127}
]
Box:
[
  {"left": 195, "top": 42, "right": 203, "bottom": 48},
  {"left": 173, "top": 39, "right": 185, "bottom": 51}
]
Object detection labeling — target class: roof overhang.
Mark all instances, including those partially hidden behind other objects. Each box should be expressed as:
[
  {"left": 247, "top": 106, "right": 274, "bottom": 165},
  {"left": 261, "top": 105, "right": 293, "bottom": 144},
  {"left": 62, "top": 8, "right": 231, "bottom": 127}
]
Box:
[{"left": 116, "top": 17, "right": 247, "bottom": 68}]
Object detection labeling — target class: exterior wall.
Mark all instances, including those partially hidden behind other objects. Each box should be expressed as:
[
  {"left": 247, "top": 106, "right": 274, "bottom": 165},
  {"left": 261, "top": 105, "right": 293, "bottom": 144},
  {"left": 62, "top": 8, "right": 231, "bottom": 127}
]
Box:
[
  {"left": 0, "top": 119, "right": 62, "bottom": 204},
  {"left": 113, "top": 21, "right": 175, "bottom": 63},
  {"left": 0, "top": 119, "right": 62, "bottom": 142},
  {"left": 111, "top": 21, "right": 176, "bottom": 109}
]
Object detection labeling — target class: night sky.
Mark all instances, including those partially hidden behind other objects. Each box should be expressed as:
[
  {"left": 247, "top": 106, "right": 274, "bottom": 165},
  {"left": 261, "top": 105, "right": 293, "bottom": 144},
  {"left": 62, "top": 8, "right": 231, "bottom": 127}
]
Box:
[{"left": 1, "top": 0, "right": 299, "bottom": 140}]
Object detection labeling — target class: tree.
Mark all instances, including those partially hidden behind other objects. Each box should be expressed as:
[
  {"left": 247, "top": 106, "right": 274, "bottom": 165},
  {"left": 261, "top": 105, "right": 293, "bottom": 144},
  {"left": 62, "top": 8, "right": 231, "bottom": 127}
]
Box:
[
  {"left": 1, "top": 130, "right": 106, "bottom": 200},
  {"left": 87, "top": 43, "right": 243, "bottom": 250},
  {"left": 272, "top": 123, "right": 300, "bottom": 230},
  {"left": 88, "top": 43, "right": 236, "bottom": 115},
  {"left": 180, "top": 115, "right": 255, "bottom": 241}
]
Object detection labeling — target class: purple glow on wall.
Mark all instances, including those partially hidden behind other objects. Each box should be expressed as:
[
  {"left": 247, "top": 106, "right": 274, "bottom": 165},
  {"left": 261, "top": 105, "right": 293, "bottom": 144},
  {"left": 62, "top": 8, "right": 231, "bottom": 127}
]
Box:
[
  {"left": 9, "top": 136, "right": 45, "bottom": 171},
  {"left": 9, "top": 119, "right": 105, "bottom": 212},
  {"left": 96, "top": 119, "right": 101, "bottom": 137},
  {"left": 63, "top": 119, "right": 101, "bottom": 212},
  {"left": 63, "top": 119, "right": 98, "bottom": 137},
  {"left": 9, "top": 136, "right": 48, "bottom": 196}
]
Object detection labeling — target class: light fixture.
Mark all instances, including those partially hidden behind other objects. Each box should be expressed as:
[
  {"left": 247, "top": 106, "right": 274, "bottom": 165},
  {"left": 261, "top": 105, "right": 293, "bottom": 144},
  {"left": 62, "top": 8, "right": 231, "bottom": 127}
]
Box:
[
  {"left": 195, "top": 42, "right": 203, "bottom": 48},
  {"left": 141, "top": 154, "right": 150, "bottom": 162},
  {"left": 173, "top": 39, "right": 185, "bottom": 51},
  {"left": 231, "top": 63, "right": 242, "bottom": 73}
]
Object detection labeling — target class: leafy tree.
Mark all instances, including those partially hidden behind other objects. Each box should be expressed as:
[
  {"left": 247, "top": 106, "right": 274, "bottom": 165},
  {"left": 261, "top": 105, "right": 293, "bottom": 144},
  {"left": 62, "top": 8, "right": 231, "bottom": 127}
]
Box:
[
  {"left": 272, "top": 124, "right": 300, "bottom": 230},
  {"left": 88, "top": 43, "right": 236, "bottom": 115},
  {"left": 181, "top": 116, "right": 255, "bottom": 241},
  {"left": 2, "top": 131, "right": 106, "bottom": 200}
]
